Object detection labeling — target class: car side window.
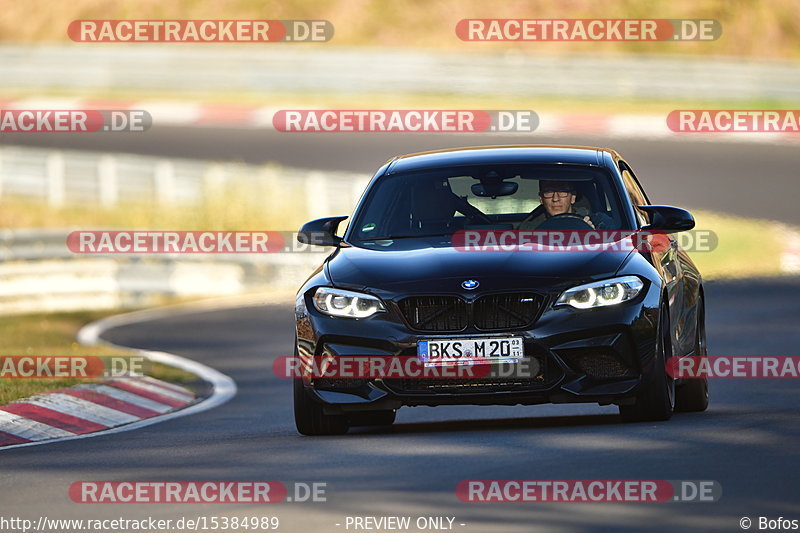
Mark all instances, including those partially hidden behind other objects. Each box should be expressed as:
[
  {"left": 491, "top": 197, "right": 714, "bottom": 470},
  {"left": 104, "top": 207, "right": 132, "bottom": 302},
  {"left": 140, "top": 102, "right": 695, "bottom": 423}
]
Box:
[{"left": 619, "top": 161, "right": 650, "bottom": 227}]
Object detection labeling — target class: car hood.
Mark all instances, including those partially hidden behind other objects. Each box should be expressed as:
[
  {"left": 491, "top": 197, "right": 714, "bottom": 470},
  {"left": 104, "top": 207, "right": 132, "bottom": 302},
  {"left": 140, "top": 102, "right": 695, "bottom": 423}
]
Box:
[{"left": 327, "top": 237, "right": 634, "bottom": 292}]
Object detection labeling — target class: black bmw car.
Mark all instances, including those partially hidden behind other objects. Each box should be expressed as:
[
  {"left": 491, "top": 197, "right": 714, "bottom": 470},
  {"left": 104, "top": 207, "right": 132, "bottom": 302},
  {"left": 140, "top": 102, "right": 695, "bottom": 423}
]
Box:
[{"left": 293, "top": 145, "right": 708, "bottom": 435}]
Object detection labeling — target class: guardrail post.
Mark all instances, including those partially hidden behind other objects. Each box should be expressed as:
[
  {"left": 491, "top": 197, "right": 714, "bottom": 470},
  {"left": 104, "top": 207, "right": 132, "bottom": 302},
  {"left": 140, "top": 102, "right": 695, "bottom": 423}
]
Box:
[
  {"left": 203, "top": 163, "right": 227, "bottom": 198},
  {"left": 98, "top": 155, "right": 118, "bottom": 206},
  {"left": 46, "top": 151, "right": 65, "bottom": 207},
  {"left": 154, "top": 159, "right": 176, "bottom": 205}
]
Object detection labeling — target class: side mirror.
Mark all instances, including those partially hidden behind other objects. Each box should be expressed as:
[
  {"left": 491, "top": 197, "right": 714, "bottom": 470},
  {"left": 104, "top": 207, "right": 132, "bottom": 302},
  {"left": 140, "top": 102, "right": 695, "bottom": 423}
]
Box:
[
  {"left": 297, "top": 216, "right": 348, "bottom": 247},
  {"left": 638, "top": 205, "right": 695, "bottom": 233}
]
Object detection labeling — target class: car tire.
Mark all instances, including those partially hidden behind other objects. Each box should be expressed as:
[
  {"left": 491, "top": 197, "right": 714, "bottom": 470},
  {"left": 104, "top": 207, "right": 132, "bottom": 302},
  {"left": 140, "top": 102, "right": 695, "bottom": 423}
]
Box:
[
  {"left": 348, "top": 410, "right": 397, "bottom": 427},
  {"left": 675, "top": 295, "right": 709, "bottom": 412},
  {"left": 293, "top": 378, "right": 351, "bottom": 435},
  {"left": 619, "top": 302, "right": 675, "bottom": 422}
]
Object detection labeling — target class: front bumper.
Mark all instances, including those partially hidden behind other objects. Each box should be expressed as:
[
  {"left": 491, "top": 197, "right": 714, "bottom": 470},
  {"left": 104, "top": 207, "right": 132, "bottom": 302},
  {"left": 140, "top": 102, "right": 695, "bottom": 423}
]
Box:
[{"left": 295, "top": 283, "right": 661, "bottom": 413}]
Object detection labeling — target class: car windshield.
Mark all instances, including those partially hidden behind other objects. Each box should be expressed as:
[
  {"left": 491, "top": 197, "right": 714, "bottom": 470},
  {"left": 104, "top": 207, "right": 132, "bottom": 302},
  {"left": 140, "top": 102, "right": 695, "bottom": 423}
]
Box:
[{"left": 349, "top": 163, "right": 628, "bottom": 242}]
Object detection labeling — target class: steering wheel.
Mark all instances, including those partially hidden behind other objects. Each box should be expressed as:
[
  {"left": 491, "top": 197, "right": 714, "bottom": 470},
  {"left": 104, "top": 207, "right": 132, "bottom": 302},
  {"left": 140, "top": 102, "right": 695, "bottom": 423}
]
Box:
[{"left": 537, "top": 212, "right": 594, "bottom": 230}]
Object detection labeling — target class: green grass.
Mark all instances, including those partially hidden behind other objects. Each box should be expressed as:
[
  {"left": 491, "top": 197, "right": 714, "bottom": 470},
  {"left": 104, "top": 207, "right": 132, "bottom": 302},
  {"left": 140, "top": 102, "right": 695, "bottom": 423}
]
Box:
[
  {"left": 689, "top": 210, "right": 787, "bottom": 280},
  {"left": 0, "top": 311, "right": 198, "bottom": 405}
]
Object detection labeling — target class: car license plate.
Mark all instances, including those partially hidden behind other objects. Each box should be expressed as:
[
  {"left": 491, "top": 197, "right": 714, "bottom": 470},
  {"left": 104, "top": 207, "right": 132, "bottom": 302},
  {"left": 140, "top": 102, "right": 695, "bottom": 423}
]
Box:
[{"left": 417, "top": 337, "right": 524, "bottom": 367}]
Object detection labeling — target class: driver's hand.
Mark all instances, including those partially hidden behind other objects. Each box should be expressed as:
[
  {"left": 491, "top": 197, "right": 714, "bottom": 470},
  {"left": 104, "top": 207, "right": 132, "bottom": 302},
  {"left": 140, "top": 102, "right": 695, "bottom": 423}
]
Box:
[{"left": 583, "top": 216, "right": 596, "bottom": 229}]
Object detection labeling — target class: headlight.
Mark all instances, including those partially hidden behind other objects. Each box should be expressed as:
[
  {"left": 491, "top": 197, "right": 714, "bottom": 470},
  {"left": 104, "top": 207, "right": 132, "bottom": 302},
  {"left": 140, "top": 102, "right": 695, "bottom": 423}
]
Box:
[
  {"left": 556, "top": 276, "right": 644, "bottom": 309},
  {"left": 312, "top": 287, "right": 387, "bottom": 318}
]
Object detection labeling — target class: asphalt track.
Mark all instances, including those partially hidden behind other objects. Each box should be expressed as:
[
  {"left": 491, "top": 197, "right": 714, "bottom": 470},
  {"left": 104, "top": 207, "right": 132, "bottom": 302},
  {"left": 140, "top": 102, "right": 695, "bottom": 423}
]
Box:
[
  {"left": 1, "top": 130, "right": 799, "bottom": 532},
  {"left": 1, "top": 278, "right": 799, "bottom": 532}
]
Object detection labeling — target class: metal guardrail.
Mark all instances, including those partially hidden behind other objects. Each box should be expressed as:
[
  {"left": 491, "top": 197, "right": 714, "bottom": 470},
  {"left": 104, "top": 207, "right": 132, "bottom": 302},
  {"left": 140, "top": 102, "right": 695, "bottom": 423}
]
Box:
[
  {"left": 0, "top": 147, "right": 371, "bottom": 315},
  {"left": 2, "top": 46, "right": 800, "bottom": 101},
  {"left": 0, "top": 145, "right": 370, "bottom": 213},
  {"left": 0, "top": 229, "right": 330, "bottom": 315}
]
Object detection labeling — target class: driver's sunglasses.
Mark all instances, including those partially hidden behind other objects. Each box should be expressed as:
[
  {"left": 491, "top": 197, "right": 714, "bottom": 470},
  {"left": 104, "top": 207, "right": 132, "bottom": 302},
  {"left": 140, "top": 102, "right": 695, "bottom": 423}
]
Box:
[{"left": 540, "top": 190, "right": 573, "bottom": 199}]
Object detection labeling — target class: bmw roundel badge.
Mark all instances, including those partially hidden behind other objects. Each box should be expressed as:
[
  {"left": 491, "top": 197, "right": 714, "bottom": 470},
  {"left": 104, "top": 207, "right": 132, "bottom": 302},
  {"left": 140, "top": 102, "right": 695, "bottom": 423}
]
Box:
[{"left": 461, "top": 279, "right": 480, "bottom": 290}]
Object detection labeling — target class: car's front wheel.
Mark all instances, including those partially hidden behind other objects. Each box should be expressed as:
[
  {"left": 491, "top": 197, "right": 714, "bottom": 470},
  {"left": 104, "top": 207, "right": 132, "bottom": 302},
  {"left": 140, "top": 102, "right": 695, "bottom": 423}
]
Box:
[
  {"left": 293, "top": 378, "right": 350, "bottom": 436},
  {"left": 619, "top": 302, "right": 675, "bottom": 422}
]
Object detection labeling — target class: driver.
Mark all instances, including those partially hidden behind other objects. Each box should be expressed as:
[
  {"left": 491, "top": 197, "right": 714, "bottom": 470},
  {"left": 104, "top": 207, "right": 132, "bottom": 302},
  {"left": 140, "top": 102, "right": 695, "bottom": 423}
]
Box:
[{"left": 517, "top": 180, "right": 612, "bottom": 230}]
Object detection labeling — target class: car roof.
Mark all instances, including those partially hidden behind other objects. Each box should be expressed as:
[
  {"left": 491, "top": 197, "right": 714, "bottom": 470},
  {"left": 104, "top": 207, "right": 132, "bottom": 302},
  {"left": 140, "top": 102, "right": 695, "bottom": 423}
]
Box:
[{"left": 385, "top": 145, "right": 619, "bottom": 174}]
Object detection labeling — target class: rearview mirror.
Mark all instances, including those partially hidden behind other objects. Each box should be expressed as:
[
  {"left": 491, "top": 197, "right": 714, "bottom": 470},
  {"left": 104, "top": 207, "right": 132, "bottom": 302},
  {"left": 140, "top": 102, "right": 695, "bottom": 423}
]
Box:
[
  {"left": 297, "top": 216, "right": 348, "bottom": 247},
  {"left": 638, "top": 205, "right": 695, "bottom": 233},
  {"left": 471, "top": 181, "right": 518, "bottom": 198}
]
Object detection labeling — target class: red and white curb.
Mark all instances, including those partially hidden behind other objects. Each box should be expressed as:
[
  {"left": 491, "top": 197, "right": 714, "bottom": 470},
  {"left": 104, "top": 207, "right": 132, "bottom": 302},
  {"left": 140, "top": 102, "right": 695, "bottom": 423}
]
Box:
[
  {"left": 2, "top": 98, "right": 800, "bottom": 144},
  {"left": 0, "top": 305, "right": 237, "bottom": 450},
  {"left": 0, "top": 376, "right": 195, "bottom": 447}
]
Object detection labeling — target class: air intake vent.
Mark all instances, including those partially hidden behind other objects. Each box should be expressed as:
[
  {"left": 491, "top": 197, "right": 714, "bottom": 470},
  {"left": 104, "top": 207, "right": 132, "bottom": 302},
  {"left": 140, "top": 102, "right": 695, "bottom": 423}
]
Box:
[
  {"left": 398, "top": 293, "right": 544, "bottom": 332},
  {"left": 473, "top": 293, "right": 544, "bottom": 330},
  {"left": 398, "top": 296, "right": 468, "bottom": 332}
]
